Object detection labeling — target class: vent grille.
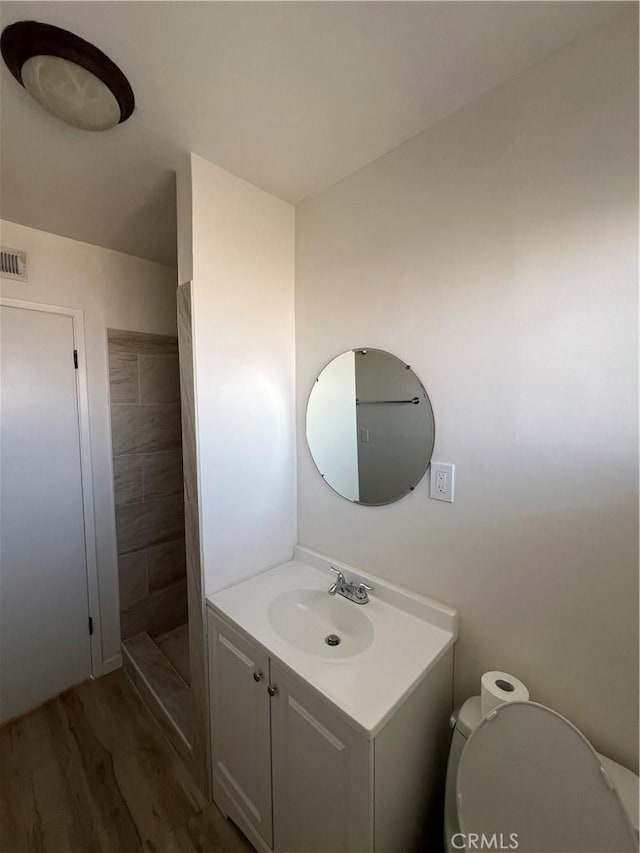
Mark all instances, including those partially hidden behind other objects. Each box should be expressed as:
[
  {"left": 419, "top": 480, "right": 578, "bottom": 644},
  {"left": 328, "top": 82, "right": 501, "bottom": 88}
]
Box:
[{"left": 0, "top": 247, "right": 28, "bottom": 281}]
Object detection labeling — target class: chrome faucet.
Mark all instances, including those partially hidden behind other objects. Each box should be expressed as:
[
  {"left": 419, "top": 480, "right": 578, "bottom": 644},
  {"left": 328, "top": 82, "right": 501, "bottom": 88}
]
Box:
[{"left": 328, "top": 566, "right": 374, "bottom": 605}]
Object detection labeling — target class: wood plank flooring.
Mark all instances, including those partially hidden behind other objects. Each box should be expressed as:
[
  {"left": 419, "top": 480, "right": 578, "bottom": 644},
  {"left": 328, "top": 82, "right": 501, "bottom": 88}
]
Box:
[{"left": 0, "top": 670, "right": 254, "bottom": 853}]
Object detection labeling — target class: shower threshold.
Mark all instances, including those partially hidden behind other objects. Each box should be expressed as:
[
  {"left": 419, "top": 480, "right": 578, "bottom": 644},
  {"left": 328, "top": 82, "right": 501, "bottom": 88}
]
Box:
[{"left": 122, "top": 626, "right": 193, "bottom": 760}]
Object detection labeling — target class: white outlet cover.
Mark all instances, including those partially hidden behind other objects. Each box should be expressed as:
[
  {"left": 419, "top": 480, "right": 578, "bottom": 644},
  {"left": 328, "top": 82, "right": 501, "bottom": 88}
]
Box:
[{"left": 430, "top": 462, "right": 455, "bottom": 502}]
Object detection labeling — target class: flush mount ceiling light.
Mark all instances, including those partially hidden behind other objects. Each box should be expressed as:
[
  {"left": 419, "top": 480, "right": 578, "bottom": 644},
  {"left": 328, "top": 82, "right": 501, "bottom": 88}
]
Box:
[{"left": 1, "top": 21, "right": 134, "bottom": 131}]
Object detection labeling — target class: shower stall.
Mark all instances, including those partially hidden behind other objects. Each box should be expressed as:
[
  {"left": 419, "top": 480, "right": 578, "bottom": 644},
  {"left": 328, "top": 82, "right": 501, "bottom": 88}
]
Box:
[{"left": 107, "top": 327, "right": 192, "bottom": 757}]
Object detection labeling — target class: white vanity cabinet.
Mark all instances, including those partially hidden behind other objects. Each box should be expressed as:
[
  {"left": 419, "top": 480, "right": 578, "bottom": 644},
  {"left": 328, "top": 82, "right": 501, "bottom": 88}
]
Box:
[
  {"left": 270, "top": 660, "right": 372, "bottom": 853},
  {"left": 208, "top": 605, "right": 454, "bottom": 853},
  {"left": 208, "top": 614, "right": 274, "bottom": 847},
  {"left": 209, "top": 611, "right": 371, "bottom": 853}
]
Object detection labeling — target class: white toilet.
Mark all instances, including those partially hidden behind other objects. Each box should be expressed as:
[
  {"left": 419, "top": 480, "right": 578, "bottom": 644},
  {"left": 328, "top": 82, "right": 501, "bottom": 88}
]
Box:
[{"left": 444, "top": 697, "right": 639, "bottom": 853}]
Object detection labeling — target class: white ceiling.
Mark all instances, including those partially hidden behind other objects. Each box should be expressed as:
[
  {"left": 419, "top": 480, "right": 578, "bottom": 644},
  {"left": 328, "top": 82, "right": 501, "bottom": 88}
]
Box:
[{"left": 0, "top": 1, "right": 628, "bottom": 266}]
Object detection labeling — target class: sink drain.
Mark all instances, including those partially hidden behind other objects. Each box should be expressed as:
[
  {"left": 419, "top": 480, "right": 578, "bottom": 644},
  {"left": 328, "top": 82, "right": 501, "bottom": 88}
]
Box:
[{"left": 325, "top": 633, "right": 341, "bottom": 647}]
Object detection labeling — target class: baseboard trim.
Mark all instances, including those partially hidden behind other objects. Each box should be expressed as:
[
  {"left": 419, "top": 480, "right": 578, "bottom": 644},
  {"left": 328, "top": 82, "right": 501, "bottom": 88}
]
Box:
[{"left": 101, "top": 653, "right": 123, "bottom": 676}]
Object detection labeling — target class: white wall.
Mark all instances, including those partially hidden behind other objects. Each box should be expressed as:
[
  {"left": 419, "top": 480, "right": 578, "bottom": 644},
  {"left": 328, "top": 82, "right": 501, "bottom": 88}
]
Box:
[
  {"left": 176, "top": 156, "right": 193, "bottom": 287},
  {"left": 0, "top": 220, "right": 178, "bottom": 668},
  {"left": 188, "top": 155, "right": 296, "bottom": 595},
  {"left": 295, "top": 11, "right": 638, "bottom": 771}
]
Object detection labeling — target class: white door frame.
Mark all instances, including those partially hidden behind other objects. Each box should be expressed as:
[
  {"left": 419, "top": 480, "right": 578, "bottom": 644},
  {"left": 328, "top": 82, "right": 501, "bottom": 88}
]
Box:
[{"left": 1, "top": 297, "right": 102, "bottom": 675}]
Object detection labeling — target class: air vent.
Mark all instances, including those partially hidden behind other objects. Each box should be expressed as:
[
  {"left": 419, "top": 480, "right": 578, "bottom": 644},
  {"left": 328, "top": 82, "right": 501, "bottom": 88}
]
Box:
[{"left": 0, "top": 247, "right": 28, "bottom": 281}]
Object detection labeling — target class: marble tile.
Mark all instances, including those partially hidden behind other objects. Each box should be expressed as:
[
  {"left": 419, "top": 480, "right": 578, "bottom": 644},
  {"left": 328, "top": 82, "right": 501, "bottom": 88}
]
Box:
[
  {"left": 184, "top": 499, "right": 209, "bottom": 793},
  {"left": 108, "top": 352, "right": 139, "bottom": 403},
  {"left": 143, "top": 450, "right": 183, "bottom": 499},
  {"left": 181, "top": 402, "right": 198, "bottom": 505},
  {"left": 140, "top": 355, "right": 181, "bottom": 404},
  {"left": 177, "top": 285, "right": 191, "bottom": 366},
  {"left": 113, "top": 455, "right": 143, "bottom": 506},
  {"left": 184, "top": 501, "right": 202, "bottom": 623},
  {"left": 118, "top": 550, "right": 148, "bottom": 609},
  {"left": 156, "top": 624, "right": 190, "bottom": 685},
  {"left": 122, "top": 632, "right": 193, "bottom": 758},
  {"left": 177, "top": 284, "right": 198, "bottom": 505},
  {"left": 111, "top": 404, "right": 182, "bottom": 456},
  {"left": 107, "top": 329, "right": 178, "bottom": 355},
  {"left": 147, "top": 537, "right": 187, "bottom": 591},
  {"left": 116, "top": 494, "right": 185, "bottom": 554},
  {"left": 120, "top": 578, "right": 188, "bottom": 640}
]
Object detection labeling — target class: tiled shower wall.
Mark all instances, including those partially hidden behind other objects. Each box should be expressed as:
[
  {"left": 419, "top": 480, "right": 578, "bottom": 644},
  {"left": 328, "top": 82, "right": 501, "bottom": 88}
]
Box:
[{"left": 108, "top": 329, "right": 188, "bottom": 640}]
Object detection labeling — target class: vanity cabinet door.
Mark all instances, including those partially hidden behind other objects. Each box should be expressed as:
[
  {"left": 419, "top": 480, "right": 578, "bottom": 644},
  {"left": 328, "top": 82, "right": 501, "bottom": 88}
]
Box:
[
  {"left": 270, "top": 662, "right": 373, "bottom": 853},
  {"left": 209, "top": 613, "right": 273, "bottom": 847}
]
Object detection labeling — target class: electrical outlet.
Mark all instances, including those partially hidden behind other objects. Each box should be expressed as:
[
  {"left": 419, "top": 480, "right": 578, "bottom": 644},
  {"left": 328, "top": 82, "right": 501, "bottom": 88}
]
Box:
[{"left": 430, "top": 462, "right": 455, "bottom": 502}]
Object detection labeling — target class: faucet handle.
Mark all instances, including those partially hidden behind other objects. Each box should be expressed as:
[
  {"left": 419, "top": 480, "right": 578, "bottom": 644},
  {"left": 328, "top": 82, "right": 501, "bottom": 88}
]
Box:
[
  {"left": 355, "top": 582, "right": 374, "bottom": 600},
  {"left": 330, "top": 566, "right": 345, "bottom": 582}
]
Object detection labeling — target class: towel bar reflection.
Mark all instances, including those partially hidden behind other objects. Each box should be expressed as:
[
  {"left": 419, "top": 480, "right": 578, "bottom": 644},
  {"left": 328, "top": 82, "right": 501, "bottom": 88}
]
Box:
[{"left": 356, "top": 397, "right": 420, "bottom": 405}]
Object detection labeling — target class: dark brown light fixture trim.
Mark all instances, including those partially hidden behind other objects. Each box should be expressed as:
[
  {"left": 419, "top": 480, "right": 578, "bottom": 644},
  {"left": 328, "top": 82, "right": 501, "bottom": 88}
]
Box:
[{"left": 1, "top": 20, "right": 134, "bottom": 123}]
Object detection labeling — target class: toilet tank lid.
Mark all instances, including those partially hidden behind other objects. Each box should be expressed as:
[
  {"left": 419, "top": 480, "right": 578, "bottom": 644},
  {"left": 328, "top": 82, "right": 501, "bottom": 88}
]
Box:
[{"left": 455, "top": 695, "right": 482, "bottom": 738}]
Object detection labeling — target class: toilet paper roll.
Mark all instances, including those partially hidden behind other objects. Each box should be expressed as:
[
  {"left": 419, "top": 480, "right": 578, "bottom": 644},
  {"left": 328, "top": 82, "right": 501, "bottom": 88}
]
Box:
[{"left": 481, "top": 671, "right": 529, "bottom": 716}]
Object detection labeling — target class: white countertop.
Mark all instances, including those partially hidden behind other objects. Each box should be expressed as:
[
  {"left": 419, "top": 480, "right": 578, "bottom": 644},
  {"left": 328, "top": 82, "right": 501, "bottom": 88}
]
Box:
[{"left": 206, "top": 546, "right": 458, "bottom": 738}]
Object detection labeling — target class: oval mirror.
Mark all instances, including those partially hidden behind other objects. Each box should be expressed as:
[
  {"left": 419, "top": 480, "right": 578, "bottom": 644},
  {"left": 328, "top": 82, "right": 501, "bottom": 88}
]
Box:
[{"left": 305, "top": 349, "right": 435, "bottom": 505}]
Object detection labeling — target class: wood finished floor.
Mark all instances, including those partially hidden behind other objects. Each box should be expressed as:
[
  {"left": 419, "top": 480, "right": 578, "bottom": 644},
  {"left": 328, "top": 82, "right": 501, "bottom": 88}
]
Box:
[{"left": 0, "top": 670, "right": 254, "bottom": 853}]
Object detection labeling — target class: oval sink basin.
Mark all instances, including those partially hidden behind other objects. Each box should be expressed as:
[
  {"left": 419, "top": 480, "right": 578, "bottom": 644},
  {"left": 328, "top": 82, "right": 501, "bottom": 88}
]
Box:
[{"left": 268, "top": 588, "right": 375, "bottom": 659}]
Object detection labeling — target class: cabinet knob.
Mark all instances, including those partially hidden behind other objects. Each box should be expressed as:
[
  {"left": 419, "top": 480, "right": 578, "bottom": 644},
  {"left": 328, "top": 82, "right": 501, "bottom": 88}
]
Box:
[
  {"left": 267, "top": 685, "right": 278, "bottom": 697},
  {"left": 253, "top": 671, "right": 263, "bottom": 682}
]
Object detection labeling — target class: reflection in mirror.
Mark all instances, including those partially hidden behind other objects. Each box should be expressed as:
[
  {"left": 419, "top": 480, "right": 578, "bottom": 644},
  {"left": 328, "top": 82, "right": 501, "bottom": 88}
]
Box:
[{"left": 306, "top": 349, "right": 435, "bottom": 505}]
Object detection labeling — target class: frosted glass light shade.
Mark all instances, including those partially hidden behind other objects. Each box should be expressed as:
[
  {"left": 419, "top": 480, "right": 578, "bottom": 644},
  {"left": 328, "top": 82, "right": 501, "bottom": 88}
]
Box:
[{"left": 21, "top": 54, "right": 121, "bottom": 131}]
